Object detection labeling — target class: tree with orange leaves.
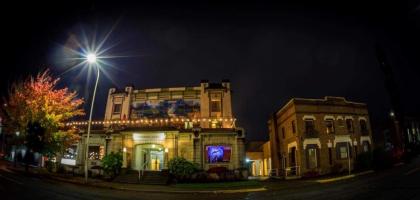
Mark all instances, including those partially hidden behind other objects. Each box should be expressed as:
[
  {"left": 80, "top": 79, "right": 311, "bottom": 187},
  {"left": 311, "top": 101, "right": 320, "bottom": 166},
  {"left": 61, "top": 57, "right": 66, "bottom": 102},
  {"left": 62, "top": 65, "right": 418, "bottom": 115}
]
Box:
[{"left": 2, "top": 70, "right": 84, "bottom": 161}]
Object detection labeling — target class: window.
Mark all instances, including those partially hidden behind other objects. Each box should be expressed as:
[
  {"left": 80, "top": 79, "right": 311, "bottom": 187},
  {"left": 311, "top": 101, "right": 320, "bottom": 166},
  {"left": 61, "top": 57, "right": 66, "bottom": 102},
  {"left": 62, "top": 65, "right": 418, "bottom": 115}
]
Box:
[
  {"left": 339, "top": 146, "right": 348, "bottom": 159},
  {"left": 325, "top": 119, "right": 334, "bottom": 134},
  {"left": 307, "top": 147, "right": 318, "bottom": 169},
  {"left": 346, "top": 119, "right": 354, "bottom": 133},
  {"left": 210, "top": 100, "right": 221, "bottom": 113},
  {"left": 360, "top": 120, "right": 368, "bottom": 134},
  {"left": 63, "top": 145, "right": 78, "bottom": 159},
  {"left": 336, "top": 142, "right": 351, "bottom": 159},
  {"left": 305, "top": 119, "right": 315, "bottom": 134},
  {"left": 281, "top": 127, "right": 285, "bottom": 139},
  {"left": 363, "top": 141, "right": 370, "bottom": 152},
  {"left": 113, "top": 104, "right": 122, "bottom": 113},
  {"left": 337, "top": 118, "right": 344, "bottom": 127},
  {"left": 291, "top": 120, "right": 296, "bottom": 134},
  {"left": 88, "top": 146, "right": 105, "bottom": 160}
]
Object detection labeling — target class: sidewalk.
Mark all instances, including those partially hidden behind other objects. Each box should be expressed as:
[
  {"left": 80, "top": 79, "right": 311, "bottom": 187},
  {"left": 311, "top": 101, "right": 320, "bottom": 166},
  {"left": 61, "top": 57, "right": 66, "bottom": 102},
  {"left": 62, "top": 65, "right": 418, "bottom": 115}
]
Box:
[{"left": 4, "top": 162, "right": 266, "bottom": 194}]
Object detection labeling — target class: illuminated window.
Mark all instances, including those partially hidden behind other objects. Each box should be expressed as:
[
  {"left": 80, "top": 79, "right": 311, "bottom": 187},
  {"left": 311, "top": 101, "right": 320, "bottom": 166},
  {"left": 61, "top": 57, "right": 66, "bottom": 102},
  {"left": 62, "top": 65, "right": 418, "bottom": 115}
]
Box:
[
  {"left": 325, "top": 119, "right": 334, "bottom": 134},
  {"left": 113, "top": 104, "right": 122, "bottom": 114},
  {"left": 88, "top": 146, "right": 105, "bottom": 160},
  {"left": 63, "top": 145, "right": 78, "bottom": 159}
]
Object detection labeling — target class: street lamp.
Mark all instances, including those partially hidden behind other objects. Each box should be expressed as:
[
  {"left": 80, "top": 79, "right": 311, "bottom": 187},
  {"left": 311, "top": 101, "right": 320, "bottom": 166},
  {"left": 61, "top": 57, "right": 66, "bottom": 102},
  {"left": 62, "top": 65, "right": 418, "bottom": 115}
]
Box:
[{"left": 84, "top": 52, "right": 100, "bottom": 184}]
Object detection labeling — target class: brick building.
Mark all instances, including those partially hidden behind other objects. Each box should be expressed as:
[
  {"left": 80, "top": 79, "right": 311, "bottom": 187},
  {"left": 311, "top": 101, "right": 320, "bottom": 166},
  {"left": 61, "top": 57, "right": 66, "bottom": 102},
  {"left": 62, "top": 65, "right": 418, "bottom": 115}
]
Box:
[{"left": 268, "top": 97, "right": 373, "bottom": 177}]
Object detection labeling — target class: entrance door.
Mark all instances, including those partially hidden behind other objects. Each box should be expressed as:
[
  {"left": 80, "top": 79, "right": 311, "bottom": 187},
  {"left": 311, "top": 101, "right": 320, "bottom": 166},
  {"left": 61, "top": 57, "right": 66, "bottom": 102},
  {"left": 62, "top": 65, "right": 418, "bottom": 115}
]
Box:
[{"left": 135, "top": 144, "right": 164, "bottom": 171}]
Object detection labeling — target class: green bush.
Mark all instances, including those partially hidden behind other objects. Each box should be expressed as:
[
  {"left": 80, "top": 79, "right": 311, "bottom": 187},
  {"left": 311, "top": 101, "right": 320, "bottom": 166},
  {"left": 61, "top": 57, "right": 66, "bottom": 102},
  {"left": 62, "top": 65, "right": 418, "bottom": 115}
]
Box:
[
  {"left": 168, "top": 157, "right": 199, "bottom": 181},
  {"left": 101, "top": 151, "right": 123, "bottom": 178}
]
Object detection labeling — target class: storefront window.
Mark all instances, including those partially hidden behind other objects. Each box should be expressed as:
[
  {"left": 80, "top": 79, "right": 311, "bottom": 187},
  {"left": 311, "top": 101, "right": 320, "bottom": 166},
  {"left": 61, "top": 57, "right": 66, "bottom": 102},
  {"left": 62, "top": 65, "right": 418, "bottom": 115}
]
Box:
[
  {"left": 63, "top": 145, "right": 77, "bottom": 159},
  {"left": 88, "top": 146, "right": 105, "bottom": 160}
]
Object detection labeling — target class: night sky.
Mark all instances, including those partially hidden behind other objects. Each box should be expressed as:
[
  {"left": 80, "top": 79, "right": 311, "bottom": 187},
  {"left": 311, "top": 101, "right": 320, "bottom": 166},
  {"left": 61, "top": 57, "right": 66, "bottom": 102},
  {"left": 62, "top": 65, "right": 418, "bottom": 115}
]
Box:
[{"left": 1, "top": 1, "right": 420, "bottom": 141}]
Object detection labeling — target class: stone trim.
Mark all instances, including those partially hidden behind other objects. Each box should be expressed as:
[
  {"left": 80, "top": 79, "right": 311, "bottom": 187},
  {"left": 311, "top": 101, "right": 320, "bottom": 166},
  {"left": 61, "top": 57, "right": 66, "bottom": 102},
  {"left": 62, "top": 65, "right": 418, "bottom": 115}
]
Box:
[
  {"left": 287, "top": 141, "right": 298, "bottom": 152},
  {"left": 360, "top": 136, "right": 372, "bottom": 144},
  {"left": 333, "top": 135, "right": 352, "bottom": 147},
  {"left": 303, "top": 138, "right": 321, "bottom": 149},
  {"left": 303, "top": 115, "right": 316, "bottom": 120},
  {"left": 324, "top": 115, "right": 335, "bottom": 120}
]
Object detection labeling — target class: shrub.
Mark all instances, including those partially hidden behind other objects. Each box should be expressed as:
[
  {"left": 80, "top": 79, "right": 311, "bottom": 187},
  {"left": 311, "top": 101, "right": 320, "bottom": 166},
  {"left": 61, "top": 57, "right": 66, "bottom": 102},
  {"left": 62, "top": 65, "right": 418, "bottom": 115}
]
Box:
[
  {"left": 168, "top": 157, "right": 199, "bottom": 182},
  {"left": 101, "top": 151, "right": 123, "bottom": 178}
]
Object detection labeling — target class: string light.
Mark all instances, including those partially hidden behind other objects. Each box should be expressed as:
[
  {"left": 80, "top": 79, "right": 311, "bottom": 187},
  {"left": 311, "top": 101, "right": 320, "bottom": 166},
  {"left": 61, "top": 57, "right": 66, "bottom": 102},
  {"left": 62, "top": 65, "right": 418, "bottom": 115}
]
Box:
[{"left": 64, "top": 117, "right": 237, "bottom": 127}]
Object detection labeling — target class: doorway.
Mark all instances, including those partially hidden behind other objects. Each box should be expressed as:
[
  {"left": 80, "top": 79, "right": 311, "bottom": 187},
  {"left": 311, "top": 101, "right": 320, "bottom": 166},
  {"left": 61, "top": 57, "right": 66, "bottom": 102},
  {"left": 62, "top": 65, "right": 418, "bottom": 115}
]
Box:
[{"left": 135, "top": 144, "right": 164, "bottom": 171}]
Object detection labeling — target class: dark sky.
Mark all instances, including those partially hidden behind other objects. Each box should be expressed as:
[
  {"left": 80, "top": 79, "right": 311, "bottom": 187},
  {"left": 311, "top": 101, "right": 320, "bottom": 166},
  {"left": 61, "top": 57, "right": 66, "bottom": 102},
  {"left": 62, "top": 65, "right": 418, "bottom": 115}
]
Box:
[{"left": 1, "top": 1, "right": 420, "bottom": 141}]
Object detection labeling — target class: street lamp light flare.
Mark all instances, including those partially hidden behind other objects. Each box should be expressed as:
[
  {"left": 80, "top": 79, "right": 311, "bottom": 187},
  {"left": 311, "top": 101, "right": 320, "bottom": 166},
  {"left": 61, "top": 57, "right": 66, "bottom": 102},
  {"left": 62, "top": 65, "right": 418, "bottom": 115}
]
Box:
[{"left": 86, "top": 53, "right": 97, "bottom": 63}]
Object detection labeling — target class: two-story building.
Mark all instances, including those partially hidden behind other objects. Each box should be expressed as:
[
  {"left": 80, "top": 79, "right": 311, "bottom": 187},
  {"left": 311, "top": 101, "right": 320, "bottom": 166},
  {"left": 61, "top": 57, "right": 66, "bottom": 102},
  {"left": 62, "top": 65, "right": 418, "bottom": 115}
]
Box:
[
  {"left": 65, "top": 80, "right": 246, "bottom": 172},
  {"left": 268, "top": 96, "right": 373, "bottom": 177}
]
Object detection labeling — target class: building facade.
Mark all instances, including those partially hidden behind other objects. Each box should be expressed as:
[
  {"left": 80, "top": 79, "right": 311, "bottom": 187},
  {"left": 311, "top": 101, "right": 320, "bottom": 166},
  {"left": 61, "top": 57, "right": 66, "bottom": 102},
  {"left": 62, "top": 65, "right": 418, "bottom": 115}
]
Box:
[
  {"left": 246, "top": 141, "right": 271, "bottom": 176},
  {"left": 64, "top": 80, "right": 246, "bottom": 172},
  {"left": 268, "top": 97, "right": 373, "bottom": 177}
]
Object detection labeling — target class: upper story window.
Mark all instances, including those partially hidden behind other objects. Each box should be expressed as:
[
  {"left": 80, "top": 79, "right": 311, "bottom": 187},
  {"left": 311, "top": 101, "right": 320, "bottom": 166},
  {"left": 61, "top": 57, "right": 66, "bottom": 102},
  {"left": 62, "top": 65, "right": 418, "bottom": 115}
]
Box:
[
  {"left": 210, "top": 100, "right": 221, "bottom": 113},
  {"left": 360, "top": 119, "right": 368, "bottom": 134},
  {"left": 325, "top": 119, "right": 334, "bottom": 134},
  {"left": 281, "top": 127, "right": 285, "bottom": 139},
  {"left": 304, "top": 119, "right": 315, "bottom": 135},
  {"left": 113, "top": 104, "right": 122, "bottom": 114},
  {"left": 292, "top": 120, "right": 296, "bottom": 134},
  {"left": 346, "top": 119, "right": 354, "bottom": 133}
]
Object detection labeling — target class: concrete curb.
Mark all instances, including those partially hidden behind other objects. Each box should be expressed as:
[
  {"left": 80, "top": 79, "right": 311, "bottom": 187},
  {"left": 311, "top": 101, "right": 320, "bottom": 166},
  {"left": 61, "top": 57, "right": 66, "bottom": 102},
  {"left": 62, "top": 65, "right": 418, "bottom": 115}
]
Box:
[{"left": 315, "top": 170, "right": 374, "bottom": 183}]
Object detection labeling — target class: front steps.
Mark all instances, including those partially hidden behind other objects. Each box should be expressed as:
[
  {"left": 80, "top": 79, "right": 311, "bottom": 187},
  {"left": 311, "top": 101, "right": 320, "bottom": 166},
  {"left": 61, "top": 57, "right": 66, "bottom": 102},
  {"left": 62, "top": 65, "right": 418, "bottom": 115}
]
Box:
[{"left": 113, "top": 170, "right": 169, "bottom": 185}]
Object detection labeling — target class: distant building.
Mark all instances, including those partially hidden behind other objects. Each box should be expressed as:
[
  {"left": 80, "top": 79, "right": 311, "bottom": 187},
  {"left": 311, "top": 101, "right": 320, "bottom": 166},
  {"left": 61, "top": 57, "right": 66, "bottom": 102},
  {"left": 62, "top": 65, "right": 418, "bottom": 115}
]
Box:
[
  {"left": 245, "top": 141, "right": 271, "bottom": 176},
  {"left": 65, "top": 80, "right": 246, "bottom": 172},
  {"left": 268, "top": 97, "right": 373, "bottom": 178}
]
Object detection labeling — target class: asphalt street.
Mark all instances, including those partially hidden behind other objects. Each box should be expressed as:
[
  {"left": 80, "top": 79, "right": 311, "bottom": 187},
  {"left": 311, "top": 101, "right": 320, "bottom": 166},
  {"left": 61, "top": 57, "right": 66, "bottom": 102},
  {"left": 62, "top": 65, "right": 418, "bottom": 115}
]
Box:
[{"left": 1, "top": 157, "right": 420, "bottom": 200}]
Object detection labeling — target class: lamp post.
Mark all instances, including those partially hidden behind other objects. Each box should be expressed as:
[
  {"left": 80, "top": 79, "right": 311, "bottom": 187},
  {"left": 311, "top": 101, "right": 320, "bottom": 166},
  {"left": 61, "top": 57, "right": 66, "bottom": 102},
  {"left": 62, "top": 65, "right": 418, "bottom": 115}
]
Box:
[
  {"left": 84, "top": 53, "right": 99, "bottom": 183},
  {"left": 347, "top": 141, "right": 351, "bottom": 175}
]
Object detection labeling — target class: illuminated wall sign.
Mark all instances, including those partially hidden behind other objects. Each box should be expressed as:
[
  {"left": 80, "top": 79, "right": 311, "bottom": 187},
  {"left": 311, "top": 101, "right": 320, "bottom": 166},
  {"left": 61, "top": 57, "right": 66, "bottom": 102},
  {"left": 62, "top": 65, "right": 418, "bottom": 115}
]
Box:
[
  {"left": 133, "top": 133, "right": 165, "bottom": 141},
  {"left": 206, "top": 146, "right": 231, "bottom": 163}
]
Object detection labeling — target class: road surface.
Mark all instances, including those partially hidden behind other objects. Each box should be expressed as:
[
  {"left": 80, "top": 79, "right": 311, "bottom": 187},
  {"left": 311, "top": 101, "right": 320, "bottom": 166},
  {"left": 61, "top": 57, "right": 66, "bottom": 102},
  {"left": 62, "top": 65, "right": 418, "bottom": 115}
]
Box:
[{"left": 1, "top": 157, "right": 420, "bottom": 200}]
